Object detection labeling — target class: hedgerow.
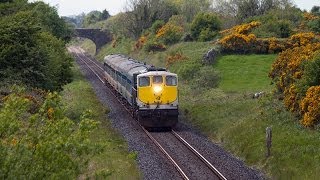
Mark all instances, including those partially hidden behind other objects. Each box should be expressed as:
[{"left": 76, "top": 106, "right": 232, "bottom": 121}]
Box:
[{"left": 0, "top": 87, "right": 101, "bottom": 178}]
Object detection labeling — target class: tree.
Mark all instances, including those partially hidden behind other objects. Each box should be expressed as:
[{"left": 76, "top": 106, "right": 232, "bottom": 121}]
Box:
[
  {"left": 213, "top": 0, "right": 294, "bottom": 23},
  {"left": 104, "top": 12, "right": 132, "bottom": 37},
  {"left": 101, "top": 9, "right": 110, "bottom": 20},
  {"left": 83, "top": 10, "right": 102, "bottom": 27},
  {"left": 191, "top": 12, "right": 221, "bottom": 41},
  {"left": 311, "top": 6, "right": 320, "bottom": 16},
  {"left": 0, "top": 0, "right": 28, "bottom": 16},
  {"left": 0, "top": 4, "right": 72, "bottom": 90},
  {"left": 30, "top": 1, "right": 72, "bottom": 41},
  {"left": 124, "top": 0, "right": 178, "bottom": 38},
  {"left": 175, "top": 0, "right": 212, "bottom": 22}
]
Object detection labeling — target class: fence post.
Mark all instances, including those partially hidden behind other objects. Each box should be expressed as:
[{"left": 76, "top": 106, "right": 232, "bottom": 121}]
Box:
[{"left": 266, "top": 127, "right": 272, "bottom": 158}]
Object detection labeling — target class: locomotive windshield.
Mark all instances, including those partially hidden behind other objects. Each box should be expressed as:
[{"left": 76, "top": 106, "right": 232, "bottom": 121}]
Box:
[
  {"left": 153, "top": 76, "right": 163, "bottom": 84},
  {"left": 139, "top": 77, "right": 150, "bottom": 87},
  {"left": 166, "top": 76, "right": 177, "bottom": 86}
]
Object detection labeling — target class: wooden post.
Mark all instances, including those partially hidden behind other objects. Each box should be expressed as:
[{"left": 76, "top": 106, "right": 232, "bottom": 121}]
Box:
[{"left": 266, "top": 127, "right": 272, "bottom": 158}]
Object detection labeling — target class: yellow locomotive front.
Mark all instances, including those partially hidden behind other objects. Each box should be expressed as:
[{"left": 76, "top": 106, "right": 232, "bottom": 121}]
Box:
[{"left": 136, "top": 71, "right": 179, "bottom": 128}]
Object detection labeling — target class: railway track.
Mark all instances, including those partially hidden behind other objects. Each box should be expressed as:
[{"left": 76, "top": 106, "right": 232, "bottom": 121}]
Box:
[{"left": 68, "top": 46, "right": 227, "bottom": 180}]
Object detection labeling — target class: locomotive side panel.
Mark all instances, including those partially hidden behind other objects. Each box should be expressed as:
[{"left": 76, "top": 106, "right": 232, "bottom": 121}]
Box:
[{"left": 104, "top": 55, "right": 146, "bottom": 106}]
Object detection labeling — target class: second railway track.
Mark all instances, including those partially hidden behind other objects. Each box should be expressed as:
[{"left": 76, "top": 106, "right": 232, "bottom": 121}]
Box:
[{"left": 69, "top": 46, "right": 227, "bottom": 180}]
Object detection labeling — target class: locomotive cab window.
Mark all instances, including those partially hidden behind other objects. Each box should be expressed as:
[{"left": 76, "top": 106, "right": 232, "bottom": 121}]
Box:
[
  {"left": 139, "top": 77, "right": 150, "bottom": 87},
  {"left": 153, "top": 75, "right": 163, "bottom": 84},
  {"left": 166, "top": 76, "right": 177, "bottom": 86}
]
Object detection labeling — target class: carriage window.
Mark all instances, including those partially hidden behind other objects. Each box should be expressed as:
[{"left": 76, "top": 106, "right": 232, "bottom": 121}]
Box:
[
  {"left": 139, "top": 77, "right": 150, "bottom": 87},
  {"left": 166, "top": 76, "right": 177, "bottom": 86},
  {"left": 153, "top": 76, "right": 163, "bottom": 84}
]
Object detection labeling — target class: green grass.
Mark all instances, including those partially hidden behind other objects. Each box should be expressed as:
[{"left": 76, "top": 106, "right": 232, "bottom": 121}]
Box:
[
  {"left": 75, "top": 38, "right": 320, "bottom": 179},
  {"left": 96, "top": 38, "right": 134, "bottom": 61},
  {"left": 215, "top": 54, "right": 276, "bottom": 92},
  {"left": 61, "top": 63, "right": 141, "bottom": 179},
  {"left": 222, "top": 96, "right": 320, "bottom": 179}
]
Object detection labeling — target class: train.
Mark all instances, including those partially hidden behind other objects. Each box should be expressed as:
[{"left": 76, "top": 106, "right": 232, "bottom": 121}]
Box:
[{"left": 103, "top": 54, "right": 179, "bottom": 128}]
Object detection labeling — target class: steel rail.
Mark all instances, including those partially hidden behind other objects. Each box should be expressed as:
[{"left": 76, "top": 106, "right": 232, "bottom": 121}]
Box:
[
  {"left": 142, "top": 128, "right": 189, "bottom": 180},
  {"left": 69, "top": 47, "right": 105, "bottom": 84},
  {"left": 69, "top": 46, "right": 190, "bottom": 180},
  {"left": 172, "top": 130, "right": 227, "bottom": 180}
]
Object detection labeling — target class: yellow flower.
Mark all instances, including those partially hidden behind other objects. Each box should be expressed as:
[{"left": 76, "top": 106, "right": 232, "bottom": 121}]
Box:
[{"left": 47, "top": 107, "right": 54, "bottom": 120}]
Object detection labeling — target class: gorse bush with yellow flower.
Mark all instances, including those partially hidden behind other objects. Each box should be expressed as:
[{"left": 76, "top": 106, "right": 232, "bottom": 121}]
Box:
[
  {"left": 269, "top": 42, "right": 320, "bottom": 93},
  {"left": 220, "top": 21, "right": 261, "bottom": 35},
  {"left": 219, "top": 33, "right": 257, "bottom": 54},
  {"left": 269, "top": 32, "right": 320, "bottom": 127},
  {"left": 219, "top": 21, "right": 262, "bottom": 54},
  {"left": 300, "top": 86, "right": 320, "bottom": 127},
  {"left": 134, "top": 16, "right": 186, "bottom": 52},
  {"left": 219, "top": 22, "right": 320, "bottom": 55},
  {"left": 288, "top": 32, "right": 319, "bottom": 47}
]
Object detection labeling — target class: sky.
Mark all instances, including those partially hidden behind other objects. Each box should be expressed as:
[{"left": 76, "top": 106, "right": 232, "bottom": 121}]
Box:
[{"left": 29, "top": 0, "right": 320, "bottom": 17}]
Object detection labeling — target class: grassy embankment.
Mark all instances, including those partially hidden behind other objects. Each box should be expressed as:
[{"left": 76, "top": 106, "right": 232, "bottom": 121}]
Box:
[
  {"left": 79, "top": 39, "right": 320, "bottom": 179},
  {"left": 61, "top": 62, "right": 140, "bottom": 179}
]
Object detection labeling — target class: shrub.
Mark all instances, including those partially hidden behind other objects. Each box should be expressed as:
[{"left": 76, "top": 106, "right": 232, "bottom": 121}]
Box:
[
  {"left": 220, "top": 21, "right": 261, "bottom": 35},
  {"left": 300, "top": 86, "right": 320, "bottom": 127},
  {"left": 219, "top": 21, "right": 263, "bottom": 54},
  {"left": 143, "top": 37, "right": 166, "bottom": 52},
  {"left": 177, "top": 61, "right": 201, "bottom": 81},
  {"left": 252, "top": 20, "right": 292, "bottom": 38},
  {"left": 269, "top": 43, "right": 320, "bottom": 93},
  {"left": 0, "top": 89, "right": 101, "bottom": 178},
  {"left": 288, "top": 32, "right": 319, "bottom": 47},
  {"left": 191, "top": 12, "right": 221, "bottom": 41},
  {"left": 308, "top": 19, "right": 320, "bottom": 33},
  {"left": 150, "top": 20, "right": 165, "bottom": 34},
  {"left": 198, "top": 28, "right": 218, "bottom": 42},
  {"left": 269, "top": 39, "right": 320, "bottom": 126},
  {"left": 219, "top": 33, "right": 257, "bottom": 54},
  {"left": 134, "top": 34, "right": 148, "bottom": 50},
  {"left": 299, "top": 53, "right": 320, "bottom": 91},
  {"left": 156, "top": 23, "right": 183, "bottom": 45},
  {"left": 267, "top": 37, "right": 287, "bottom": 53},
  {"left": 191, "top": 66, "right": 220, "bottom": 90}
]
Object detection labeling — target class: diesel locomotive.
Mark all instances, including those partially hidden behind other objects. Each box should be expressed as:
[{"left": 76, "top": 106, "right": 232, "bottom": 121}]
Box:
[{"left": 103, "top": 54, "right": 179, "bottom": 128}]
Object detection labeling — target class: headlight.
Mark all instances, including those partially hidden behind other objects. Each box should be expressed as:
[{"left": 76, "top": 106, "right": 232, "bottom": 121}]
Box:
[{"left": 153, "top": 85, "right": 163, "bottom": 94}]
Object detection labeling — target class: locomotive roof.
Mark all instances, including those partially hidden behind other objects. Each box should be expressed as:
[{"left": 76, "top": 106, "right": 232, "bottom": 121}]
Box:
[
  {"left": 104, "top": 54, "right": 175, "bottom": 79},
  {"left": 138, "top": 71, "right": 177, "bottom": 77},
  {"left": 104, "top": 54, "right": 147, "bottom": 79}
]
